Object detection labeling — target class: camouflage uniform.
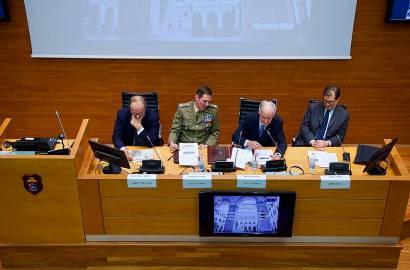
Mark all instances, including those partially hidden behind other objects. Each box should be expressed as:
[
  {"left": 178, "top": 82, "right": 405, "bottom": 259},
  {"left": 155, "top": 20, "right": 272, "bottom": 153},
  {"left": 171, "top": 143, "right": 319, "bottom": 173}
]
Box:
[{"left": 169, "top": 101, "right": 220, "bottom": 145}]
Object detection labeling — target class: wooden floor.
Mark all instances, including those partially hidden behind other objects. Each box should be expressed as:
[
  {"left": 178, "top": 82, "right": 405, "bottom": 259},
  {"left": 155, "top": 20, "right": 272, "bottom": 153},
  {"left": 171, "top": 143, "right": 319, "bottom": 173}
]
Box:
[{"left": 1, "top": 146, "right": 410, "bottom": 270}]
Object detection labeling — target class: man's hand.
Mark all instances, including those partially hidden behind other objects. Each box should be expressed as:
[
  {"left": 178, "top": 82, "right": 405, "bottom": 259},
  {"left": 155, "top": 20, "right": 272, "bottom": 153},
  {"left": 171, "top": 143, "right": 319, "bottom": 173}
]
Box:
[
  {"left": 312, "top": 140, "right": 329, "bottom": 150},
  {"left": 130, "top": 114, "right": 143, "bottom": 131},
  {"left": 169, "top": 141, "right": 179, "bottom": 152},
  {"left": 122, "top": 149, "right": 133, "bottom": 161},
  {"left": 246, "top": 140, "right": 262, "bottom": 149},
  {"left": 271, "top": 153, "right": 282, "bottom": 160},
  {"left": 199, "top": 144, "right": 207, "bottom": 149}
]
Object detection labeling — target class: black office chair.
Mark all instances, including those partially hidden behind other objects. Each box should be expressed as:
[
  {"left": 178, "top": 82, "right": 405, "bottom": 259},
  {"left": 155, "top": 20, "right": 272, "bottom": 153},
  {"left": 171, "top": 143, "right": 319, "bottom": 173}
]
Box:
[
  {"left": 121, "top": 91, "right": 163, "bottom": 145},
  {"left": 122, "top": 91, "right": 159, "bottom": 111},
  {"left": 239, "top": 97, "right": 278, "bottom": 125}
]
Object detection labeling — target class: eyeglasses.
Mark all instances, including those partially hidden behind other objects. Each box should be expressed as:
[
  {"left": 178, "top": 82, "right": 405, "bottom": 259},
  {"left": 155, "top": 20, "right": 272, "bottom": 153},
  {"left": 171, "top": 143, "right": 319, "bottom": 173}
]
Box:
[{"left": 323, "top": 99, "right": 336, "bottom": 104}]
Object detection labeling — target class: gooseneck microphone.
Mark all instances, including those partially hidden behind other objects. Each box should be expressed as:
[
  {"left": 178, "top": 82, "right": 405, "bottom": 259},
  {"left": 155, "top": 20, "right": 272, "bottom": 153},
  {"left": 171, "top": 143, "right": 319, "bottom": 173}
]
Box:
[
  {"left": 146, "top": 135, "right": 164, "bottom": 167},
  {"left": 336, "top": 134, "right": 350, "bottom": 162},
  {"left": 234, "top": 130, "right": 242, "bottom": 167},
  {"left": 266, "top": 129, "right": 284, "bottom": 157},
  {"left": 55, "top": 110, "right": 71, "bottom": 152},
  {"left": 139, "top": 135, "right": 165, "bottom": 174}
]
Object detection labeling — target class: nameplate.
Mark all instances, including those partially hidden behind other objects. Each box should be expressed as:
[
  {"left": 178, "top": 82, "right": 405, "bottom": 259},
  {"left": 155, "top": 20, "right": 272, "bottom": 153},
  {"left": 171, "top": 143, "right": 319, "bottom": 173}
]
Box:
[
  {"left": 127, "top": 174, "right": 157, "bottom": 188},
  {"left": 182, "top": 174, "right": 212, "bottom": 189},
  {"left": 237, "top": 175, "right": 266, "bottom": 189},
  {"left": 320, "top": 175, "right": 351, "bottom": 189}
]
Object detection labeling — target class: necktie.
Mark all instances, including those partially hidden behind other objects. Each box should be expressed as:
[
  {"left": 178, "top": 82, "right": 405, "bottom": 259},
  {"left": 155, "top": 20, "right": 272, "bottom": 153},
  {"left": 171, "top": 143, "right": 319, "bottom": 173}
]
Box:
[
  {"left": 316, "top": 110, "right": 330, "bottom": 140},
  {"left": 259, "top": 125, "right": 265, "bottom": 137}
]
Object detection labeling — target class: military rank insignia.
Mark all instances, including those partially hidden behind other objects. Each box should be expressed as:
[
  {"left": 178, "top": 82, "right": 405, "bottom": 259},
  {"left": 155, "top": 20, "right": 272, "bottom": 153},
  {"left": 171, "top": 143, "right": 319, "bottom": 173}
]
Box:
[{"left": 22, "top": 174, "right": 43, "bottom": 195}]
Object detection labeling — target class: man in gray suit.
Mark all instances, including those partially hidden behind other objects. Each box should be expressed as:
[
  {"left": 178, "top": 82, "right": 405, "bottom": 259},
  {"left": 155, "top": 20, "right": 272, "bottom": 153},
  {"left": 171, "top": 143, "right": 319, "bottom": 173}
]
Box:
[{"left": 293, "top": 85, "right": 349, "bottom": 150}]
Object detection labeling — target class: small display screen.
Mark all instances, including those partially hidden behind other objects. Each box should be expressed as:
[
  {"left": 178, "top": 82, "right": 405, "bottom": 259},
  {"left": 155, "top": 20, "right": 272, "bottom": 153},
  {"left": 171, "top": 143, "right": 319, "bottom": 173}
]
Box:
[
  {"left": 214, "top": 195, "right": 280, "bottom": 234},
  {"left": 199, "top": 191, "right": 296, "bottom": 237},
  {"left": 387, "top": 0, "right": 410, "bottom": 22}
]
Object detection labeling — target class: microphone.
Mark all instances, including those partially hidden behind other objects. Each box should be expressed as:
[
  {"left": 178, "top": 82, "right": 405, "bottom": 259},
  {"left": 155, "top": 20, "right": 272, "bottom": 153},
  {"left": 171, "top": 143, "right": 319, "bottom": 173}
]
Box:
[
  {"left": 262, "top": 129, "right": 287, "bottom": 173},
  {"left": 146, "top": 135, "right": 164, "bottom": 167},
  {"left": 58, "top": 133, "right": 65, "bottom": 149},
  {"left": 55, "top": 111, "right": 71, "bottom": 152},
  {"left": 336, "top": 134, "right": 350, "bottom": 162},
  {"left": 139, "top": 135, "right": 165, "bottom": 174},
  {"left": 266, "top": 129, "right": 284, "bottom": 157},
  {"left": 234, "top": 130, "right": 242, "bottom": 167}
]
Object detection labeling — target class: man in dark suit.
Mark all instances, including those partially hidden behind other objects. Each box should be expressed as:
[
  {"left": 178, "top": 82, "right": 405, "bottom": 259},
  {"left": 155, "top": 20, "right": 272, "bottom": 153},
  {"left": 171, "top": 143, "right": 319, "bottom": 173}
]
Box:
[
  {"left": 293, "top": 85, "right": 349, "bottom": 149},
  {"left": 112, "top": 95, "right": 161, "bottom": 159},
  {"left": 232, "top": 101, "right": 287, "bottom": 157}
]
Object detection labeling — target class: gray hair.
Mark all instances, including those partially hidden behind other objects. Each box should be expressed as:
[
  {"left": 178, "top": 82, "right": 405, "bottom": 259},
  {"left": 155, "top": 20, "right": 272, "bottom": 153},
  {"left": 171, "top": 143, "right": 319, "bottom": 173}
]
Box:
[{"left": 259, "top": 100, "right": 276, "bottom": 112}]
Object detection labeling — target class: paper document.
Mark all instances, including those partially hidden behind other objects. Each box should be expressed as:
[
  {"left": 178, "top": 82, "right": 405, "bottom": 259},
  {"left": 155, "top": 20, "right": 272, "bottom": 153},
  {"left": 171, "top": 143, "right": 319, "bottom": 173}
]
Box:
[
  {"left": 230, "top": 147, "right": 253, "bottom": 169},
  {"left": 179, "top": 143, "right": 199, "bottom": 166},
  {"left": 254, "top": 149, "right": 273, "bottom": 165},
  {"left": 308, "top": 151, "right": 338, "bottom": 168},
  {"left": 130, "top": 149, "right": 153, "bottom": 162},
  {"left": 0, "top": 151, "right": 36, "bottom": 155}
]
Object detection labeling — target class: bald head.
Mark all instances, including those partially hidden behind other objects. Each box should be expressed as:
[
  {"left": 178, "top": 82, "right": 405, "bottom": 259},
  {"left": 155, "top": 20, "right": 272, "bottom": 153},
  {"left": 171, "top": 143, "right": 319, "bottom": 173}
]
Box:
[
  {"left": 259, "top": 101, "right": 277, "bottom": 126},
  {"left": 130, "top": 96, "right": 146, "bottom": 119}
]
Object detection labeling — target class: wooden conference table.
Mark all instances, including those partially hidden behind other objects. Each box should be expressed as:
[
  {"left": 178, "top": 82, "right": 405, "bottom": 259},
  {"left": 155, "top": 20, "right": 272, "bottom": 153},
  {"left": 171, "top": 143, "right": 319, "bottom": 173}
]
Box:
[{"left": 0, "top": 116, "right": 409, "bottom": 268}]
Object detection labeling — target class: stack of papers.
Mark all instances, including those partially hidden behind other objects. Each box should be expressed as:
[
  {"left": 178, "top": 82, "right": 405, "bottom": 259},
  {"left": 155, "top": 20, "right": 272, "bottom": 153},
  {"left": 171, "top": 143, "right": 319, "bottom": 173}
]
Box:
[
  {"left": 130, "top": 149, "right": 154, "bottom": 162},
  {"left": 229, "top": 147, "right": 253, "bottom": 169},
  {"left": 308, "top": 151, "right": 338, "bottom": 168},
  {"left": 254, "top": 149, "right": 273, "bottom": 165},
  {"left": 179, "top": 143, "right": 199, "bottom": 166}
]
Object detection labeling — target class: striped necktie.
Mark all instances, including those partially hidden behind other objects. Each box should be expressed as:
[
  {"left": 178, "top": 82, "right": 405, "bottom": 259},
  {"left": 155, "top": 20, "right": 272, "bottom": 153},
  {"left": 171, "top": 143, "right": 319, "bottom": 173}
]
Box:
[{"left": 316, "top": 110, "right": 330, "bottom": 140}]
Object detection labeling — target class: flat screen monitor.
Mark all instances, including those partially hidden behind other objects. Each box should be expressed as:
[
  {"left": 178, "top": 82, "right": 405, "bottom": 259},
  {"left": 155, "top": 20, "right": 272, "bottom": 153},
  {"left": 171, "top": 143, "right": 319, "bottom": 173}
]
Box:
[
  {"left": 363, "top": 138, "right": 398, "bottom": 175},
  {"left": 0, "top": 0, "right": 10, "bottom": 22},
  {"left": 199, "top": 191, "right": 296, "bottom": 237},
  {"left": 88, "top": 140, "right": 130, "bottom": 174},
  {"left": 386, "top": 0, "right": 410, "bottom": 22}
]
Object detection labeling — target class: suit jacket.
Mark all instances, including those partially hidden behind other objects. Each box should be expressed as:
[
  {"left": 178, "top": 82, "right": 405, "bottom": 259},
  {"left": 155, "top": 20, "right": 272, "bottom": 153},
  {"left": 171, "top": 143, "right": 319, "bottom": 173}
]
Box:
[
  {"left": 232, "top": 112, "right": 287, "bottom": 155},
  {"left": 294, "top": 101, "right": 349, "bottom": 146},
  {"left": 112, "top": 107, "right": 161, "bottom": 148}
]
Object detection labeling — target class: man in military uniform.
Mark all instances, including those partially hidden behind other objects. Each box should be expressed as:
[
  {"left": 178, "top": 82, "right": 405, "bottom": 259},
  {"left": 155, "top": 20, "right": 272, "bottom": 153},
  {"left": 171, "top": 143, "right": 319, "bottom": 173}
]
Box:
[{"left": 169, "top": 85, "right": 220, "bottom": 151}]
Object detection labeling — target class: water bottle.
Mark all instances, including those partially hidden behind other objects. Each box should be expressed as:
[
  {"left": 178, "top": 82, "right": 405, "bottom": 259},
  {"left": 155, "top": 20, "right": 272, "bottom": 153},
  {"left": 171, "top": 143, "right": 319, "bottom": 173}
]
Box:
[
  {"left": 308, "top": 153, "right": 316, "bottom": 172},
  {"left": 198, "top": 155, "right": 205, "bottom": 172}
]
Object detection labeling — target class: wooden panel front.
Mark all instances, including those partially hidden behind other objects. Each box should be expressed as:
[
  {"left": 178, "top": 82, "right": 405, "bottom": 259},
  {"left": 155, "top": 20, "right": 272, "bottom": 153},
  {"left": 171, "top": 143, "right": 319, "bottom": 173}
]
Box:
[
  {"left": 0, "top": 158, "right": 85, "bottom": 243},
  {"left": 99, "top": 178, "right": 389, "bottom": 236},
  {"left": 0, "top": 242, "right": 402, "bottom": 268},
  {"left": 76, "top": 145, "right": 408, "bottom": 237},
  {"left": 1, "top": 1, "right": 410, "bottom": 146}
]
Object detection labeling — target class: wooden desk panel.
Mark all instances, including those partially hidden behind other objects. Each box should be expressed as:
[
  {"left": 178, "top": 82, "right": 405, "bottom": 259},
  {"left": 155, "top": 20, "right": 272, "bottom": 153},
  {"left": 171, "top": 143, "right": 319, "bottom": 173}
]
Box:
[
  {"left": 76, "top": 144, "right": 409, "bottom": 238},
  {"left": 0, "top": 119, "right": 89, "bottom": 244}
]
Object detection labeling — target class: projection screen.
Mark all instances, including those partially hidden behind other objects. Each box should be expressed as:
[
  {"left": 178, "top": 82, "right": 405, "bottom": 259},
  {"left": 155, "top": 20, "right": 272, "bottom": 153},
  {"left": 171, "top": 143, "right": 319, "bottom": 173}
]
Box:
[{"left": 24, "top": 0, "right": 357, "bottom": 59}]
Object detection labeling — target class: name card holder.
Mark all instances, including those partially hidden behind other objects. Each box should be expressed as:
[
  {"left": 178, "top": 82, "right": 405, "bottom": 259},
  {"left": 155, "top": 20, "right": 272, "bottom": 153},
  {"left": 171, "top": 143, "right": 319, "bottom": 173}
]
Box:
[
  {"left": 320, "top": 175, "right": 351, "bottom": 189},
  {"left": 127, "top": 174, "right": 157, "bottom": 188},
  {"left": 237, "top": 175, "right": 267, "bottom": 189},
  {"left": 182, "top": 174, "right": 212, "bottom": 189}
]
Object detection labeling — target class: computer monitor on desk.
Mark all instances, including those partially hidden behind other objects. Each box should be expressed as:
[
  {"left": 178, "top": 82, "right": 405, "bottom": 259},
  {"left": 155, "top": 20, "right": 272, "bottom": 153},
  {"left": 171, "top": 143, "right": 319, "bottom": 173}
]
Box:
[
  {"left": 88, "top": 140, "right": 130, "bottom": 174},
  {"left": 363, "top": 138, "right": 398, "bottom": 175}
]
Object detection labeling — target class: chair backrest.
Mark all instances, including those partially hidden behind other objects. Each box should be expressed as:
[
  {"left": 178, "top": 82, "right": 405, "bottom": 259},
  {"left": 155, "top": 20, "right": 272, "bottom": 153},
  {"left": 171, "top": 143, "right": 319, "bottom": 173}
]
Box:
[
  {"left": 122, "top": 91, "right": 159, "bottom": 111},
  {"left": 239, "top": 98, "right": 278, "bottom": 124}
]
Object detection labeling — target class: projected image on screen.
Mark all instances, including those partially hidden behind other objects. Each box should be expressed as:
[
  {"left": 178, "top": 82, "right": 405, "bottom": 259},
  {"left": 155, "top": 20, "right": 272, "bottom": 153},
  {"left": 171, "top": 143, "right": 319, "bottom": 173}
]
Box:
[
  {"left": 24, "top": 0, "right": 357, "bottom": 59},
  {"left": 83, "top": 0, "right": 310, "bottom": 41},
  {"left": 214, "top": 196, "right": 279, "bottom": 234}
]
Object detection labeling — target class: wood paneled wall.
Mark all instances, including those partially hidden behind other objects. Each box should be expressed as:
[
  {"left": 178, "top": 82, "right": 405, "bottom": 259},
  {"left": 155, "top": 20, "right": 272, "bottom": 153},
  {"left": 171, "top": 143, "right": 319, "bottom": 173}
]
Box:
[{"left": 0, "top": 1, "right": 409, "bottom": 144}]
